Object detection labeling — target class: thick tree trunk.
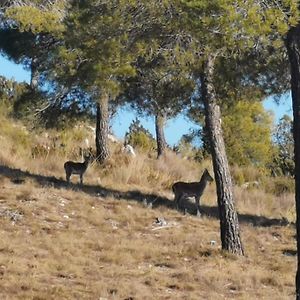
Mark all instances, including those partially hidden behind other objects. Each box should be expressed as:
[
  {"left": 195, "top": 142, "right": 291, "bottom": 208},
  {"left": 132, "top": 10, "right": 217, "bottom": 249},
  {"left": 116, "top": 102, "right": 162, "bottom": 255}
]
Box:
[
  {"left": 286, "top": 24, "right": 300, "bottom": 299},
  {"left": 155, "top": 112, "right": 167, "bottom": 158},
  {"left": 95, "top": 92, "right": 110, "bottom": 164},
  {"left": 201, "top": 55, "right": 244, "bottom": 255}
]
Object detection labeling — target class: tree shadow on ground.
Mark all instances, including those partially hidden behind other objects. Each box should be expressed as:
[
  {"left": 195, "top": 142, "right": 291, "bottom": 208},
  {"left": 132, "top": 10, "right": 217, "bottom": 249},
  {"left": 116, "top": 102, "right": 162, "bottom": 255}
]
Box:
[{"left": 0, "top": 164, "right": 292, "bottom": 228}]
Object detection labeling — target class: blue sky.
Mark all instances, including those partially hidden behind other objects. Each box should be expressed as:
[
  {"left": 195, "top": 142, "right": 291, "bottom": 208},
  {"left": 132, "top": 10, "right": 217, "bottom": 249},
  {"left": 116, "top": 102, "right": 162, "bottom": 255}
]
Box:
[
  {"left": 0, "top": 54, "right": 292, "bottom": 145},
  {"left": 264, "top": 93, "right": 292, "bottom": 123}
]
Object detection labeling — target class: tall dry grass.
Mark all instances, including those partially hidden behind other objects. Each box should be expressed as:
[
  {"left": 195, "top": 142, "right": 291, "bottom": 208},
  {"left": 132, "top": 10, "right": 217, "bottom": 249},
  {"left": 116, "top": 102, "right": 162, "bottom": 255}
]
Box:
[{"left": 95, "top": 150, "right": 210, "bottom": 191}]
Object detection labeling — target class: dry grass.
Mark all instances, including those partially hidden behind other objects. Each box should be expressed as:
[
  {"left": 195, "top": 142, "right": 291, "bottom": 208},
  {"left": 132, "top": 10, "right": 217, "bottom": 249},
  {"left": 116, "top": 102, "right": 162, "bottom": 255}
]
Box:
[
  {"left": 0, "top": 176, "right": 296, "bottom": 299},
  {"left": 0, "top": 117, "right": 297, "bottom": 299}
]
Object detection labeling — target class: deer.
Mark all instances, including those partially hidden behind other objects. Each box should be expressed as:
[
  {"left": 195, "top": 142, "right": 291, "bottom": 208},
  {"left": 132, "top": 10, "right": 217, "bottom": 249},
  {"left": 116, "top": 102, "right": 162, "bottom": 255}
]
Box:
[
  {"left": 64, "top": 154, "right": 92, "bottom": 185},
  {"left": 172, "top": 169, "right": 214, "bottom": 217}
]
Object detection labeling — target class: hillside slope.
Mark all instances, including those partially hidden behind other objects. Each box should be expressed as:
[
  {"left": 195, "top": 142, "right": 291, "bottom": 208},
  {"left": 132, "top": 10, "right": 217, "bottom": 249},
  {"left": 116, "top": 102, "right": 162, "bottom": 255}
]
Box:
[{"left": 0, "top": 170, "right": 296, "bottom": 299}]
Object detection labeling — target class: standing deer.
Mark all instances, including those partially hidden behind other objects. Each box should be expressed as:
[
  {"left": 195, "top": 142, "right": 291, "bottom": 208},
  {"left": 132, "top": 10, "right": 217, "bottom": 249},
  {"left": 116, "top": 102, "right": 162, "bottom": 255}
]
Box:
[
  {"left": 64, "top": 154, "right": 92, "bottom": 184},
  {"left": 172, "top": 169, "right": 214, "bottom": 217}
]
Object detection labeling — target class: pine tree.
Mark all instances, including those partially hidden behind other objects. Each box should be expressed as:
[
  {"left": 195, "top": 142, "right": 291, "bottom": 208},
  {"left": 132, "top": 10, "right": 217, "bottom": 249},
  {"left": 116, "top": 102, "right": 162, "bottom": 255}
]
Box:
[
  {"left": 171, "top": 0, "right": 297, "bottom": 255},
  {"left": 60, "top": 0, "right": 138, "bottom": 163},
  {"left": 119, "top": 51, "right": 195, "bottom": 158}
]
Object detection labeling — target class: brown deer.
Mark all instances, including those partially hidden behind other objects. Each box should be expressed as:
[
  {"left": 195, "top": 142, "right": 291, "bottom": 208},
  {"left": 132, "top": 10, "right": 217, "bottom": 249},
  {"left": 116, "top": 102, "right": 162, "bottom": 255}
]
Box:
[
  {"left": 172, "top": 169, "right": 214, "bottom": 217},
  {"left": 64, "top": 154, "right": 92, "bottom": 184}
]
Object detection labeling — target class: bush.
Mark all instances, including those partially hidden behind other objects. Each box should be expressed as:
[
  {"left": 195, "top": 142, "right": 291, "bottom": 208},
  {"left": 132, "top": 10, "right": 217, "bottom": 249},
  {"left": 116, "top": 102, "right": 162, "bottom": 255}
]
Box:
[
  {"left": 262, "top": 176, "right": 294, "bottom": 196},
  {"left": 231, "top": 167, "right": 245, "bottom": 186},
  {"left": 231, "top": 164, "right": 265, "bottom": 186},
  {"left": 173, "top": 135, "right": 205, "bottom": 162},
  {"left": 0, "top": 118, "right": 31, "bottom": 151},
  {"left": 125, "top": 118, "right": 156, "bottom": 152}
]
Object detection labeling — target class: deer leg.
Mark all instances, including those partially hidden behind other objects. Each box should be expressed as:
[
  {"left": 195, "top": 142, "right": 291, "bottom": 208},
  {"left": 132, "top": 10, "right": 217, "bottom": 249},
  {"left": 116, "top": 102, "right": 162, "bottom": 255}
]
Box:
[
  {"left": 80, "top": 174, "right": 83, "bottom": 185},
  {"left": 174, "top": 194, "right": 179, "bottom": 210},
  {"left": 173, "top": 192, "right": 178, "bottom": 207},
  {"left": 178, "top": 194, "right": 187, "bottom": 213},
  {"left": 195, "top": 196, "right": 201, "bottom": 217},
  {"left": 177, "top": 194, "right": 184, "bottom": 211},
  {"left": 66, "top": 172, "right": 70, "bottom": 183}
]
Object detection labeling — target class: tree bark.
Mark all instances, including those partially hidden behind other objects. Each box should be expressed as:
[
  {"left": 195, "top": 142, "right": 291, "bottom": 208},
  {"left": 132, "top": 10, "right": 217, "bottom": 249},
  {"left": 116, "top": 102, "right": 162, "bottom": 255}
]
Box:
[
  {"left": 155, "top": 112, "right": 167, "bottom": 158},
  {"left": 95, "top": 92, "right": 110, "bottom": 164},
  {"left": 201, "top": 55, "right": 244, "bottom": 255},
  {"left": 286, "top": 24, "right": 300, "bottom": 299}
]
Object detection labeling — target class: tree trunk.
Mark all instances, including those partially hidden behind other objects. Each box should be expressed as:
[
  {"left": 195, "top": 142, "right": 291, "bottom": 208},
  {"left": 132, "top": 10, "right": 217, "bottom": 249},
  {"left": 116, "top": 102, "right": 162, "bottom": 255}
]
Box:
[
  {"left": 286, "top": 24, "right": 300, "bottom": 299},
  {"left": 201, "top": 55, "right": 244, "bottom": 255},
  {"left": 95, "top": 92, "right": 110, "bottom": 164},
  {"left": 155, "top": 112, "right": 167, "bottom": 158}
]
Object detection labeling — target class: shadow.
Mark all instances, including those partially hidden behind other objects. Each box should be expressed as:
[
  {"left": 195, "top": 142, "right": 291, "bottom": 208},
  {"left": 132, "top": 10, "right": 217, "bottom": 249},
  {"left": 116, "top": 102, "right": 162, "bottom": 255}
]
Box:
[
  {"left": 0, "top": 164, "right": 292, "bottom": 228},
  {"left": 177, "top": 199, "right": 291, "bottom": 227},
  {"left": 201, "top": 205, "right": 291, "bottom": 227},
  {"left": 282, "top": 249, "right": 297, "bottom": 257},
  {"left": 0, "top": 165, "right": 174, "bottom": 208}
]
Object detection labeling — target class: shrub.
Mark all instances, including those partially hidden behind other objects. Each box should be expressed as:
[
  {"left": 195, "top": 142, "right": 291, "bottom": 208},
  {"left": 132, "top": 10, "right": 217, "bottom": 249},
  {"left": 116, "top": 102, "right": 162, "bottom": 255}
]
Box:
[
  {"left": 231, "top": 164, "right": 266, "bottom": 186},
  {"left": 0, "top": 118, "right": 31, "bottom": 154},
  {"left": 173, "top": 135, "right": 205, "bottom": 162},
  {"left": 125, "top": 118, "right": 156, "bottom": 152},
  {"left": 262, "top": 176, "right": 295, "bottom": 196}
]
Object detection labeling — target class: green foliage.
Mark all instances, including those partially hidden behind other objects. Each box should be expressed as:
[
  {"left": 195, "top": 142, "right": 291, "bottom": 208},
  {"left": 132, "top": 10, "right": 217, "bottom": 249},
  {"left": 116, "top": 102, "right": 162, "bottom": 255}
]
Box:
[
  {"left": 119, "top": 36, "right": 196, "bottom": 118},
  {"left": 0, "top": 110, "right": 31, "bottom": 154},
  {"left": 176, "top": 0, "right": 298, "bottom": 108},
  {"left": 0, "top": 79, "right": 14, "bottom": 117},
  {"left": 59, "top": 0, "right": 138, "bottom": 96},
  {"left": 0, "top": 75, "right": 92, "bottom": 130},
  {"left": 5, "top": 5, "right": 64, "bottom": 35},
  {"left": 178, "top": 0, "right": 298, "bottom": 57},
  {"left": 173, "top": 133, "right": 204, "bottom": 162},
  {"left": 35, "top": 107, "right": 85, "bottom": 130},
  {"left": 12, "top": 89, "right": 46, "bottom": 122},
  {"left": 1, "top": 3, "right": 65, "bottom": 80},
  {"left": 0, "top": 76, "right": 30, "bottom": 117},
  {"left": 1, "top": 2, "right": 68, "bottom": 107},
  {"left": 179, "top": 0, "right": 298, "bottom": 177},
  {"left": 58, "top": 126, "right": 89, "bottom": 148},
  {"left": 125, "top": 118, "right": 156, "bottom": 152},
  {"left": 270, "top": 115, "right": 294, "bottom": 176},
  {"left": 0, "top": 28, "right": 36, "bottom": 65},
  {"left": 189, "top": 99, "right": 274, "bottom": 167},
  {"left": 222, "top": 100, "right": 274, "bottom": 167}
]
